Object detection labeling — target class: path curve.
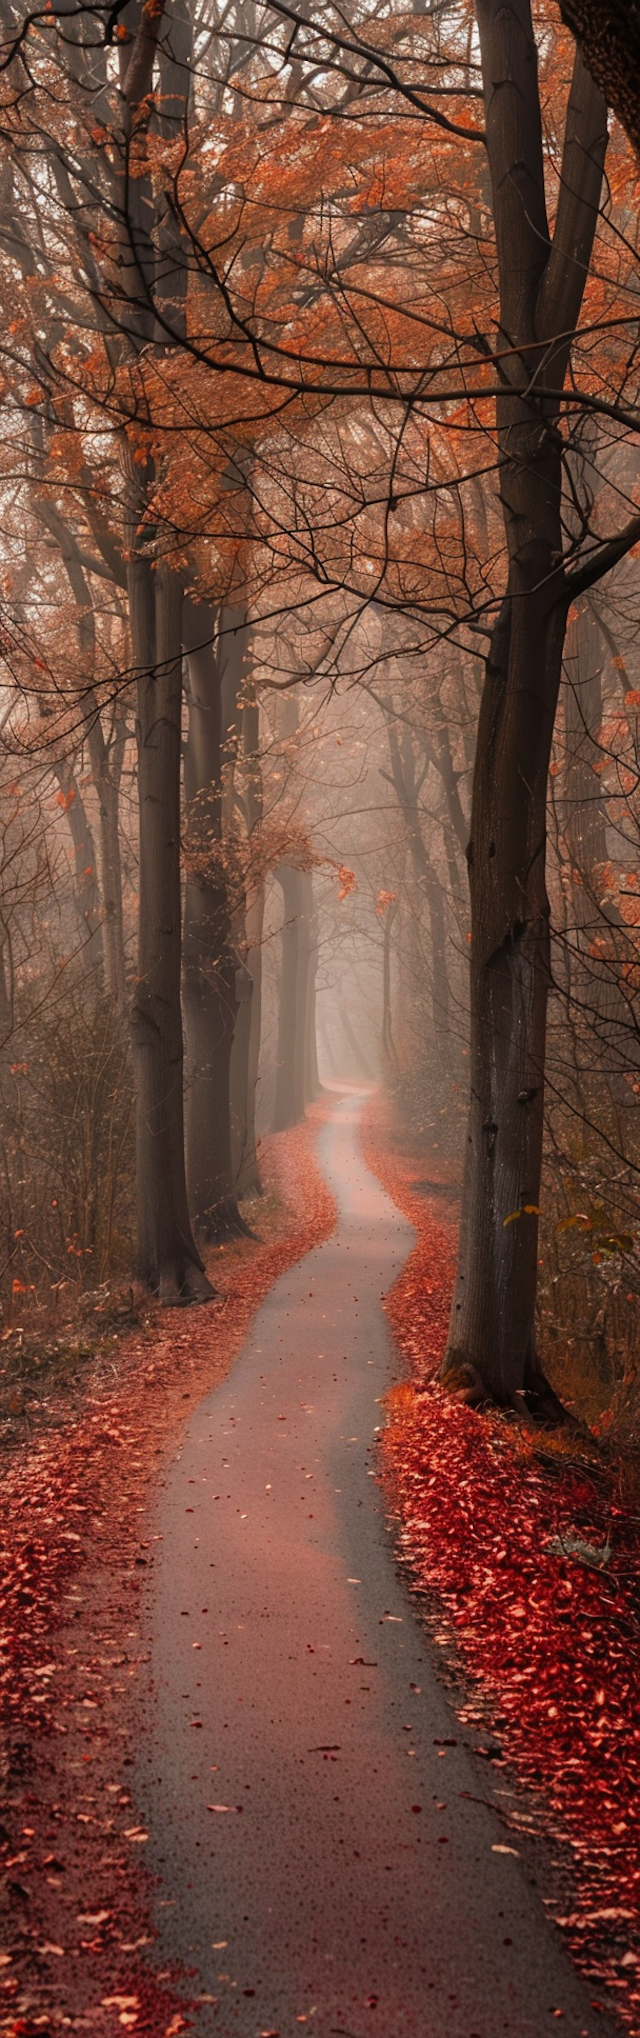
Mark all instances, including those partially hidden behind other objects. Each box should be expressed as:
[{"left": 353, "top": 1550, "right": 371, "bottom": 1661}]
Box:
[{"left": 136, "top": 1092, "right": 619, "bottom": 2038}]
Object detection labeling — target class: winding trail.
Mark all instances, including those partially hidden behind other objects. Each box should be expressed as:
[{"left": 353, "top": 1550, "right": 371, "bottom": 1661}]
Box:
[{"left": 137, "top": 1092, "right": 618, "bottom": 2038}]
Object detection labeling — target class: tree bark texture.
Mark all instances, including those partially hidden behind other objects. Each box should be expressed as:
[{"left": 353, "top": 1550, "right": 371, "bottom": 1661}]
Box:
[
  {"left": 304, "top": 900, "right": 320, "bottom": 1104},
  {"left": 560, "top": 598, "right": 636, "bottom": 1092},
  {"left": 272, "top": 866, "right": 317, "bottom": 1130},
  {"left": 442, "top": 14, "right": 607, "bottom": 1408},
  {"left": 130, "top": 565, "right": 212, "bottom": 1301},
  {"left": 381, "top": 893, "right": 399, "bottom": 1077},
  {"left": 86, "top": 710, "right": 127, "bottom": 1011},
  {"left": 112, "top": 4, "right": 210, "bottom": 1297},
  {"left": 386, "top": 717, "right": 453, "bottom": 1070},
  {"left": 559, "top": 0, "right": 640, "bottom": 157},
  {"left": 31, "top": 493, "right": 128, "bottom": 1008},
  {"left": 56, "top": 762, "right": 105, "bottom": 981},
  {"left": 231, "top": 686, "right": 264, "bottom": 1196},
  {"left": 240, "top": 906, "right": 264, "bottom": 1190},
  {"left": 182, "top": 601, "right": 247, "bottom": 1239},
  {"left": 229, "top": 956, "right": 255, "bottom": 1193}
]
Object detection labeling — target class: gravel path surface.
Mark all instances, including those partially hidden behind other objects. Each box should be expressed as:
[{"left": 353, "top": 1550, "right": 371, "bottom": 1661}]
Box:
[{"left": 136, "top": 1091, "right": 620, "bottom": 2038}]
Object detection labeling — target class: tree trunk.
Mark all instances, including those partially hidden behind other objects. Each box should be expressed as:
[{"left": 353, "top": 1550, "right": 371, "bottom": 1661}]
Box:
[
  {"left": 130, "top": 564, "right": 213, "bottom": 1301},
  {"left": 182, "top": 600, "right": 247, "bottom": 1238},
  {"left": 184, "top": 935, "right": 238, "bottom": 1237},
  {"left": 561, "top": 597, "right": 635, "bottom": 1094},
  {"left": 239, "top": 889, "right": 264, "bottom": 1192},
  {"left": 0, "top": 926, "right": 13, "bottom": 1043},
  {"left": 303, "top": 883, "right": 320, "bottom": 1103},
  {"left": 441, "top": 17, "right": 607, "bottom": 1410},
  {"left": 444, "top": 594, "right": 572, "bottom": 1408},
  {"left": 56, "top": 761, "right": 105, "bottom": 981},
  {"left": 229, "top": 956, "right": 254, "bottom": 1193},
  {"left": 381, "top": 894, "right": 399, "bottom": 1077},
  {"left": 28, "top": 491, "right": 128, "bottom": 1011},
  {"left": 235, "top": 686, "right": 264, "bottom": 1195},
  {"left": 386, "top": 717, "right": 452, "bottom": 1070},
  {"left": 273, "top": 865, "right": 308, "bottom": 1130},
  {"left": 86, "top": 712, "right": 127, "bottom": 1011}
]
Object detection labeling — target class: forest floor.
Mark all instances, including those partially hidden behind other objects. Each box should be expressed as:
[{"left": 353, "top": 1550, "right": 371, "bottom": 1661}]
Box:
[
  {"left": 0, "top": 1103, "right": 335, "bottom": 2038},
  {"left": 361, "top": 1090, "right": 640, "bottom": 2037}
]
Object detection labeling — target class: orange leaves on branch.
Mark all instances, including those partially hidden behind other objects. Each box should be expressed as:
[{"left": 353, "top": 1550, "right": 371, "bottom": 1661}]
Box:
[
  {"left": 183, "top": 810, "right": 324, "bottom": 910},
  {"left": 336, "top": 863, "right": 356, "bottom": 902},
  {"left": 376, "top": 887, "right": 397, "bottom": 916}
]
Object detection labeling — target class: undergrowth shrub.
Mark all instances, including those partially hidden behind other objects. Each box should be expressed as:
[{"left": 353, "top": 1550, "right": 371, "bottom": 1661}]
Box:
[{"left": 0, "top": 977, "right": 134, "bottom": 1327}]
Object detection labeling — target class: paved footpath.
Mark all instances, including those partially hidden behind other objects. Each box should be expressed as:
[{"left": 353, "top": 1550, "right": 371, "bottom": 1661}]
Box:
[{"left": 136, "top": 1091, "right": 620, "bottom": 2038}]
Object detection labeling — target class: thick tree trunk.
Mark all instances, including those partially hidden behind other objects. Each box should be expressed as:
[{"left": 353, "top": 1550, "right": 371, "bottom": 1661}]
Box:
[
  {"left": 441, "top": 16, "right": 607, "bottom": 1410},
  {"left": 304, "top": 891, "right": 320, "bottom": 1104},
  {"left": 422, "top": 861, "right": 451, "bottom": 1070},
  {"left": 443, "top": 596, "right": 568, "bottom": 1409},
  {"left": 112, "top": 3, "right": 212, "bottom": 1297},
  {"left": 229, "top": 957, "right": 254, "bottom": 1193},
  {"left": 56, "top": 761, "right": 105, "bottom": 981},
  {"left": 234, "top": 688, "right": 264, "bottom": 1195},
  {"left": 561, "top": 597, "right": 635, "bottom": 1093},
  {"left": 381, "top": 895, "right": 399, "bottom": 1076},
  {"left": 273, "top": 865, "right": 309, "bottom": 1130},
  {"left": 184, "top": 940, "right": 238, "bottom": 1237},
  {"left": 182, "top": 601, "right": 247, "bottom": 1238},
  {"left": 29, "top": 493, "right": 128, "bottom": 1011},
  {"left": 240, "top": 890, "right": 264, "bottom": 1192},
  {"left": 130, "top": 564, "right": 213, "bottom": 1301},
  {"left": 386, "top": 719, "right": 452, "bottom": 1069},
  {"left": 86, "top": 714, "right": 127, "bottom": 1011}
]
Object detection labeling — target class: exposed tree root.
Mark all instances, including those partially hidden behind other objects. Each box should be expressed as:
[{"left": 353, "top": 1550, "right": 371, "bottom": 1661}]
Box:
[
  {"left": 438, "top": 1360, "right": 488, "bottom": 1407},
  {"left": 197, "top": 1195, "right": 259, "bottom": 1244},
  {"left": 438, "top": 1357, "right": 576, "bottom": 1431},
  {"left": 156, "top": 1258, "right": 218, "bottom": 1306}
]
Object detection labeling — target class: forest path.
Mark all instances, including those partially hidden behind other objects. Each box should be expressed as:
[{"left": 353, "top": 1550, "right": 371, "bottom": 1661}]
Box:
[{"left": 136, "top": 1091, "right": 618, "bottom": 2038}]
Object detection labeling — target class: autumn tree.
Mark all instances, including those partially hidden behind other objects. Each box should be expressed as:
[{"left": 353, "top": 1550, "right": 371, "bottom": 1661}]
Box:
[{"left": 4, "top": 0, "right": 640, "bottom": 1365}]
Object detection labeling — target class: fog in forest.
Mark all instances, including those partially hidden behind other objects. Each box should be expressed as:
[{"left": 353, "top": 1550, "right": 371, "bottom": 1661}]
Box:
[{"left": 1, "top": 0, "right": 640, "bottom": 2026}]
